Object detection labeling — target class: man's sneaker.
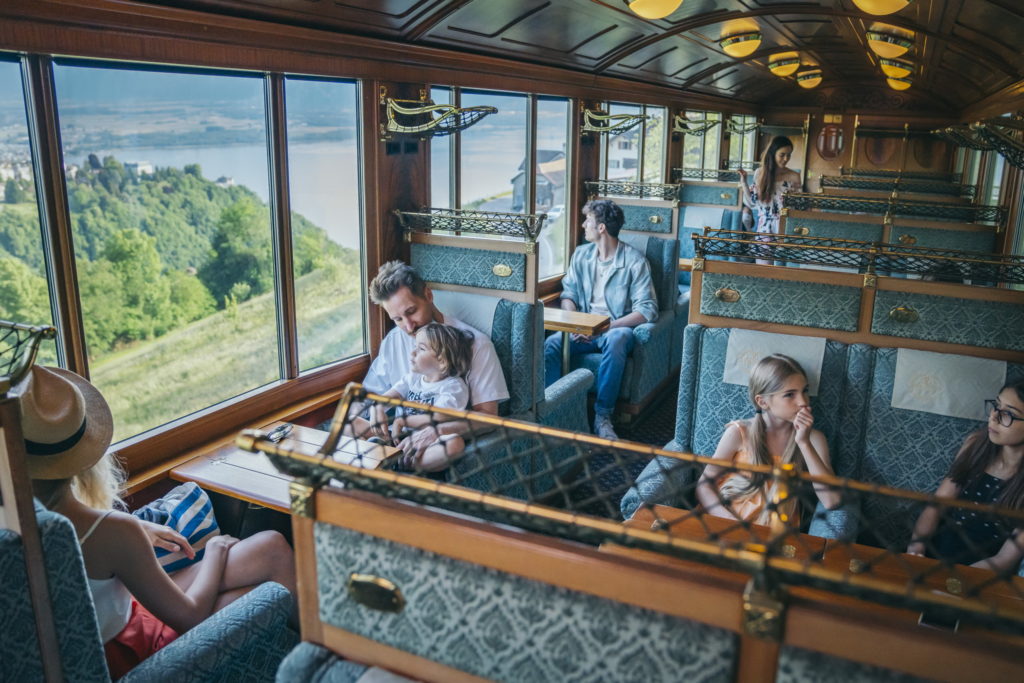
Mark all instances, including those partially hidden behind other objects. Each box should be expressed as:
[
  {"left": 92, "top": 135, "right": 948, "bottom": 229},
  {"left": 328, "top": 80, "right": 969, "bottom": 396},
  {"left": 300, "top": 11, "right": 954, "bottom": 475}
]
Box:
[{"left": 593, "top": 414, "right": 618, "bottom": 440}]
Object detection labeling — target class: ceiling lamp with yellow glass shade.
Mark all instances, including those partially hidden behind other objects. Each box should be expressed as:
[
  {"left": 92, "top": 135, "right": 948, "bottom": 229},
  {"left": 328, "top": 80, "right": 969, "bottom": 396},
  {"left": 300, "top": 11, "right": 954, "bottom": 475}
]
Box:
[
  {"left": 720, "top": 32, "right": 762, "bottom": 58},
  {"left": 866, "top": 23, "right": 915, "bottom": 59},
  {"left": 768, "top": 51, "right": 801, "bottom": 77},
  {"left": 628, "top": 0, "right": 684, "bottom": 20},
  {"left": 879, "top": 57, "right": 914, "bottom": 79},
  {"left": 852, "top": 0, "right": 914, "bottom": 16},
  {"left": 886, "top": 75, "right": 913, "bottom": 90},
  {"left": 796, "top": 68, "right": 823, "bottom": 89}
]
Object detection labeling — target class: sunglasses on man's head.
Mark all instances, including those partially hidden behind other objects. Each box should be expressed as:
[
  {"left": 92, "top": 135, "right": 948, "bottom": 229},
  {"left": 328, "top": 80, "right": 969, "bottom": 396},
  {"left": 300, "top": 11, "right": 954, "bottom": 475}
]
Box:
[{"left": 985, "top": 399, "right": 1023, "bottom": 427}]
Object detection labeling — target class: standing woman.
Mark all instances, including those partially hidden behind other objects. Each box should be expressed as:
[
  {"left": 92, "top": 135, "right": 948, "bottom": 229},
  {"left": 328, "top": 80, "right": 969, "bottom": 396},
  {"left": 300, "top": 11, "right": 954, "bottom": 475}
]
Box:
[{"left": 738, "top": 135, "right": 803, "bottom": 236}]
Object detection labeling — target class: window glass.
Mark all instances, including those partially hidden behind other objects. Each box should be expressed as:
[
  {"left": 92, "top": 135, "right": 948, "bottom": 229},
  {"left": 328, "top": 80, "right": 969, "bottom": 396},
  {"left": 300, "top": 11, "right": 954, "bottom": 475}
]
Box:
[
  {"left": 642, "top": 106, "right": 666, "bottom": 183},
  {"left": 460, "top": 90, "right": 526, "bottom": 211},
  {"left": 536, "top": 97, "right": 569, "bottom": 279},
  {"left": 430, "top": 87, "right": 452, "bottom": 209},
  {"left": 603, "top": 102, "right": 641, "bottom": 182},
  {"left": 984, "top": 153, "right": 1006, "bottom": 207},
  {"left": 285, "top": 77, "right": 366, "bottom": 372},
  {"left": 728, "top": 114, "right": 758, "bottom": 169},
  {"left": 681, "top": 110, "right": 721, "bottom": 174},
  {"left": 54, "top": 63, "right": 278, "bottom": 442},
  {"left": 965, "top": 149, "right": 982, "bottom": 188},
  {"left": 0, "top": 58, "right": 57, "bottom": 364}
]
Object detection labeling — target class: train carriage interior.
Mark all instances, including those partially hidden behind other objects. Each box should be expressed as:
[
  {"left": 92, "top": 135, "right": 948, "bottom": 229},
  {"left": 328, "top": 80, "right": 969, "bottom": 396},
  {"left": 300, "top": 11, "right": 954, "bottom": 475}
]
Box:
[{"left": 2, "top": 0, "right": 1024, "bottom": 681}]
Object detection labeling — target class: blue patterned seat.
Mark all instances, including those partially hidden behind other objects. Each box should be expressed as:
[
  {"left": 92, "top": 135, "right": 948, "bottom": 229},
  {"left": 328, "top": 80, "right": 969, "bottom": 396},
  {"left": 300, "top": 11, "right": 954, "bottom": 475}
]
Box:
[
  {"left": 431, "top": 291, "right": 594, "bottom": 497},
  {"left": 0, "top": 500, "right": 296, "bottom": 682},
  {"left": 571, "top": 234, "right": 679, "bottom": 415}
]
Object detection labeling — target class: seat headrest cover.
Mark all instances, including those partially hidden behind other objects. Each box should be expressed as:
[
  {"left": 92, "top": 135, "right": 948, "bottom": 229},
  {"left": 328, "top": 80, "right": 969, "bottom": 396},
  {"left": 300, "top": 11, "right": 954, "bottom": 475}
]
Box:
[
  {"left": 680, "top": 205, "right": 725, "bottom": 230},
  {"left": 892, "top": 348, "right": 1006, "bottom": 421},
  {"left": 723, "top": 329, "right": 827, "bottom": 396},
  {"left": 432, "top": 289, "right": 499, "bottom": 337}
]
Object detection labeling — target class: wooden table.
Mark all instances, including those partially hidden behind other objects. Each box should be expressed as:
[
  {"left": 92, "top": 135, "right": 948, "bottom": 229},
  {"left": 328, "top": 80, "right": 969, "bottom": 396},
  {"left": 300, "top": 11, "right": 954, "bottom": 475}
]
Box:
[
  {"left": 625, "top": 504, "right": 827, "bottom": 561},
  {"left": 171, "top": 422, "right": 400, "bottom": 513},
  {"left": 542, "top": 307, "right": 611, "bottom": 375}
]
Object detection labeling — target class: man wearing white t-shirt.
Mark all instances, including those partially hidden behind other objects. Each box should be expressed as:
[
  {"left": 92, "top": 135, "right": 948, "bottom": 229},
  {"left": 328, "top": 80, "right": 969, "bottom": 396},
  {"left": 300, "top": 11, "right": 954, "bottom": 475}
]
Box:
[
  {"left": 353, "top": 260, "right": 509, "bottom": 458},
  {"left": 543, "top": 200, "right": 658, "bottom": 440}
]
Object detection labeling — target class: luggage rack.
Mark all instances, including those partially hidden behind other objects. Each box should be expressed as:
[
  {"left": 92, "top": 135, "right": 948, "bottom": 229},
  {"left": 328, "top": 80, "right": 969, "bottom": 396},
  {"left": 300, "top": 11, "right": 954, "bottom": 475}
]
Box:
[
  {"left": 583, "top": 180, "right": 680, "bottom": 201},
  {"left": 0, "top": 320, "right": 55, "bottom": 396},
  {"left": 691, "top": 229, "right": 1024, "bottom": 284},
  {"left": 394, "top": 208, "right": 546, "bottom": 241},
  {"left": 820, "top": 175, "right": 976, "bottom": 198},
  {"left": 784, "top": 192, "right": 1005, "bottom": 226}
]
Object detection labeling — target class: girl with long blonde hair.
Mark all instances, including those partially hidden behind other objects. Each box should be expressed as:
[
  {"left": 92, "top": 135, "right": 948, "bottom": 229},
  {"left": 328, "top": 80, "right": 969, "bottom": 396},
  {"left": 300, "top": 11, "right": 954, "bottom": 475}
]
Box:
[{"left": 696, "top": 354, "right": 840, "bottom": 525}]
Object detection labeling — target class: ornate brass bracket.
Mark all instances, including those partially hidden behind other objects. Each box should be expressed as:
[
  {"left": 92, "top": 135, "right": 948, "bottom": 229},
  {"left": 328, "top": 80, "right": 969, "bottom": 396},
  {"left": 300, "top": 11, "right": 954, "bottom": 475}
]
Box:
[
  {"left": 379, "top": 86, "right": 497, "bottom": 141},
  {"left": 671, "top": 113, "right": 720, "bottom": 136},
  {"left": 742, "top": 578, "right": 786, "bottom": 641},
  {"left": 582, "top": 108, "right": 649, "bottom": 135}
]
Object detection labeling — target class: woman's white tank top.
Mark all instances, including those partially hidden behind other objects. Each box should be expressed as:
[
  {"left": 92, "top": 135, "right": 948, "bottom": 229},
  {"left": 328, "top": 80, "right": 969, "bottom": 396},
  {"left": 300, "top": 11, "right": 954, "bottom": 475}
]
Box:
[{"left": 79, "top": 510, "right": 133, "bottom": 642}]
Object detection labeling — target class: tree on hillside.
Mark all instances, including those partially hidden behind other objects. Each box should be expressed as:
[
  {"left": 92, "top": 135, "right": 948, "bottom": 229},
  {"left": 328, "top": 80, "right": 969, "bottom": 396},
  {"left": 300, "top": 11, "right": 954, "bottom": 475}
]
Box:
[
  {"left": 199, "top": 198, "right": 273, "bottom": 306},
  {"left": 5, "top": 179, "right": 30, "bottom": 204},
  {"left": 103, "top": 228, "right": 175, "bottom": 339},
  {"left": 0, "top": 257, "right": 50, "bottom": 326}
]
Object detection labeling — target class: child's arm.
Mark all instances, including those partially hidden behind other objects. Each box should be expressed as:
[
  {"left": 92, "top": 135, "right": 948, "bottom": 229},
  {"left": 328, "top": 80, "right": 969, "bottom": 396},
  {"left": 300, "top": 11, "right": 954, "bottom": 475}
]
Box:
[
  {"left": 793, "top": 408, "right": 841, "bottom": 510},
  {"left": 107, "top": 513, "right": 237, "bottom": 634},
  {"left": 696, "top": 423, "right": 745, "bottom": 519},
  {"left": 972, "top": 529, "right": 1024, "bottom": 573},
  {"left": 907, "top": 477, "right": 960, "bottom": 555}
]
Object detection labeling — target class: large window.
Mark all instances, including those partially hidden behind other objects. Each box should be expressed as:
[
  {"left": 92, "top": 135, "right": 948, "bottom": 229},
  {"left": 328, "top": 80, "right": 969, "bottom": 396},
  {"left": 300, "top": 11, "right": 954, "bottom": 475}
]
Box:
[
  {"left": 284, "top": 77, "right": 365, "bottom": 372},
  {"left": 3, "top": 58, "right": 369, "bottom": 445},
  {"left": 0, "top": 58, "right": 57, "bottom": 362},
  {"left": 728, "top": 114, "right": 758, "bottom": 170},
  {"left": 680, "top": 110, "right": 722, "bottom": 172},
  {"left": 535, "top": 97, "right": 570, "bottom": 279},
  {"left": 601, "top": 103, "right": 666, "bottom": 183},
  {"left": 430, "top": 88, "right": 571, "bottom": 279}
]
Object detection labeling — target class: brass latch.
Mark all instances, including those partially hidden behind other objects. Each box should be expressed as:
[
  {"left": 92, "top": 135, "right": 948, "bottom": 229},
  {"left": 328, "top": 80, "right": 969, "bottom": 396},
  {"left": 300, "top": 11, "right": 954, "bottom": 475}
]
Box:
[
  {"left": 888, "top": 305, "right": 919, "bottom": 323},
  {"left": 649, "top": 215, "right": 663, "bottom": 224},
  {"left": 793, "top": 226, "right": 809, "bottom": 236},
  {"left": 348, "top": 574, "right": 406, "bottom": 613},
  {"left": 714, "top": 287, "right": 741, "bottom": 303}
]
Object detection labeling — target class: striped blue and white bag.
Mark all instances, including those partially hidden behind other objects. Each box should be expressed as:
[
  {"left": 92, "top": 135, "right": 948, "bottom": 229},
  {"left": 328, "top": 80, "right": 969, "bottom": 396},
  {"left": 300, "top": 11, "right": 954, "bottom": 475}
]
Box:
[{"left": 134, "top": 482, "right": 220, "bottom": 573}]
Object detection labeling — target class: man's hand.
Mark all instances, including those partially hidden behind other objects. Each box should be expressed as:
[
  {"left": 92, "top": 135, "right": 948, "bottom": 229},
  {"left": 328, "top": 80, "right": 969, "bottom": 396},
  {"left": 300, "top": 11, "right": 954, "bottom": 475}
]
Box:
[
  {"left": 571, "top": 332, "right": 592, "bottom": 343},
  {"left": 139, "top": 519, "right": 195, "bottom": 559},
  {"left": 398, "top": 424, "right": 441, "bottom": 463}
]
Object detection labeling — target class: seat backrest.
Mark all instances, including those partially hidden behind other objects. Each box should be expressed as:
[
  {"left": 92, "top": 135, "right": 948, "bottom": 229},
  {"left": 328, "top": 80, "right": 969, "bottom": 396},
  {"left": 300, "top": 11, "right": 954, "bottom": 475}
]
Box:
[
  {"left": 432, "top": 290, "right": 543, "bottom": 417},
  {"left": 0, "top": 501, "right": 110, "bottom": 682},
  {"left": 618, "top": 233, "right": 679, "bottom": 314}
]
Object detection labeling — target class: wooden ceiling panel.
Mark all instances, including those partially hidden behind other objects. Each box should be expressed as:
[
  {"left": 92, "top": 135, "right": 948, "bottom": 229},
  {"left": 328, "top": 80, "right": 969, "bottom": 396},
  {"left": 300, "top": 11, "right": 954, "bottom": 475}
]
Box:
[{"left": 134, "top": 0, "right": 1023, "bottom": 114}]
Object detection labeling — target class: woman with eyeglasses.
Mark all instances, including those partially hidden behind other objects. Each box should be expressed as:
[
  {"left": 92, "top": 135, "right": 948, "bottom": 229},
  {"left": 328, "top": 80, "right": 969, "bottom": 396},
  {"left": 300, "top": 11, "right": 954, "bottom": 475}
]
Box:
[{"left": 907, "top": 380, "right": 1024, "bottom": 572}]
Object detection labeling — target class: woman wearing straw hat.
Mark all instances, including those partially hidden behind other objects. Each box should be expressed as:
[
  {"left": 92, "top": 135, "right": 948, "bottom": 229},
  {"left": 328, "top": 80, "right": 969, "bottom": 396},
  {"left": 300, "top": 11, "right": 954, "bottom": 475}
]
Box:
[{"left": 20, "top": 366, "right": 296, "bottom": 678}]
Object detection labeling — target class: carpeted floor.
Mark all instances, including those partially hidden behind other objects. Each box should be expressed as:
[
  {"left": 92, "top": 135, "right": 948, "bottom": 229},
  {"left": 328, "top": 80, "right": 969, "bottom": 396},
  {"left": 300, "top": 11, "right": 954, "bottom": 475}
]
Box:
[{"left": 563, "top": 388, "right": 679, "bottom": 520}]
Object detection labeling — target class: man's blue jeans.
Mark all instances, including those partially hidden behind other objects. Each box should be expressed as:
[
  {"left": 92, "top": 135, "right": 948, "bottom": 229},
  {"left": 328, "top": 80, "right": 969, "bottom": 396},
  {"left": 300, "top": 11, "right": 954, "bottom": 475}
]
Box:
[{"left": 544, "top": 327, "right": 635, "bottom": 418}]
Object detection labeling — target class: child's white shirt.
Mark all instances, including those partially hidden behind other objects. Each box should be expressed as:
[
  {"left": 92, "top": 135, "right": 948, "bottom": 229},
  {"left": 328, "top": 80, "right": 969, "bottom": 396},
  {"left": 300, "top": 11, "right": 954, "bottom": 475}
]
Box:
[{"left": 391, "top": 373, "right": 469, "bottom": 416}]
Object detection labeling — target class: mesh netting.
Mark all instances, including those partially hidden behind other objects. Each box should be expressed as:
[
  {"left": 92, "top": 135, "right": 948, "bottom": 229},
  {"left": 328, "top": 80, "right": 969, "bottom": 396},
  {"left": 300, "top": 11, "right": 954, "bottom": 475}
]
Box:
[
  {"left": 384, "top": 99, "right": 498, "bottom": 138},
  {"left": 820, "top": 175, "right": 976, "bottom": 198},
  {"left": 394, "top": 208, "right": 544, "bottom": 241},
  {"left": 0, "top": 320, "right": 56, "bottom": 395},
  {"left": 672, "top": 168, "right": 742, "bottom": 183},
  {"left": 239, "top": 384, "right": 1024, "bottom": 636},
  {"left": 842, "top": 168, "right": 962, "bottom": 183},
  {"left": 584, "top": 181, "right": 679, "bottom": 201},
  {"left": 784, "top": 192, "right": 1005, "bottom": 225},
  {"left": 692, "top": 230, "right": 1024, "bottom": 283}
]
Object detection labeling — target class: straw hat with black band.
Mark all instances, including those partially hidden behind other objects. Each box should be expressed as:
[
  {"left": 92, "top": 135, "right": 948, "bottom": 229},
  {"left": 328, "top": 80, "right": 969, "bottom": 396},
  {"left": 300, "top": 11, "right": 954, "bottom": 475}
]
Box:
[{"left": 16, "top": 366, "right": 114, "bottom": 480}]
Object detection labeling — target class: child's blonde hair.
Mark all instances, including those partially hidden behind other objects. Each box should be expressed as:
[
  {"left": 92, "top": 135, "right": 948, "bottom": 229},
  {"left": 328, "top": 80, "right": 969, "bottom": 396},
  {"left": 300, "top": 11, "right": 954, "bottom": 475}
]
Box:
[
  {"left": 718, "top": 354, "right": 807, "bottom": 522},
  {"left": 417, "top": 323, "right": 474, "bottom": 379},
  {"left": 31, "top": 452, "right": 125, "bottom": 512}
]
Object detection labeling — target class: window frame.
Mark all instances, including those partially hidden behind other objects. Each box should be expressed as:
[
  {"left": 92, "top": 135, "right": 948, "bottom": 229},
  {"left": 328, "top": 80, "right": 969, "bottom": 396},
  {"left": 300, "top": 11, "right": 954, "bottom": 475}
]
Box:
[
  {"left": 13, "top": 52, "right": 370, "bottom": 478},
  {"left": 680, "top": 109, "right": 723, "bottom": 173}
]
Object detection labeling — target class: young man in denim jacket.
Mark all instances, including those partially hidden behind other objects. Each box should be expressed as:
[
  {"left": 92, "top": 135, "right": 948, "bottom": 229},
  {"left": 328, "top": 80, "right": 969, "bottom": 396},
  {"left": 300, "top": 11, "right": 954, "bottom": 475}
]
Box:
[{"left": 544, "top": 199, "right": 658, "bottom": 439}]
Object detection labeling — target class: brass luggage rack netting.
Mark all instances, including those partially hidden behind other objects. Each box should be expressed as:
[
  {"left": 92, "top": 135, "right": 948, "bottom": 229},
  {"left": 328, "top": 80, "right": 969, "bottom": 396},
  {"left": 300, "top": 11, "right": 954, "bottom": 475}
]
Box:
[
  {"left": 671, "top": 113, "right": 720, "bottom": 136},
  {"left": 581, "top": 109, "right": 648, "bottom": 135},
  {"left": 394, "top": 208, "right": 545, "bottom": 241},
  {"left": 0, "top": 320, "right": 56, "bottom": 396},
  {"left": 239, "top": 385, "right": 1024, "bottom": 636},
  {"left": 820, "top": 175, "right": 976, "bottom": 198},
  {"left": 584, "top": 180, "right": 680, "bottom": 201},
  {"left": 784, "top": 192, "right": 1005, "bottom": 225},
  {"left": 934, "top": 117, "right": 1024, "bottom": 171},
  {"left": 380, "top": 94, "right": 497, "bottom": 140},
  {"left": 692, "top": 229, "right": 1024, "bottom": 284},
  {"left": 671, "top": 168, "right": 742, "bottom": 182},
  {"left": 841, "top": 168, "right": 962, "bottom": 183}
]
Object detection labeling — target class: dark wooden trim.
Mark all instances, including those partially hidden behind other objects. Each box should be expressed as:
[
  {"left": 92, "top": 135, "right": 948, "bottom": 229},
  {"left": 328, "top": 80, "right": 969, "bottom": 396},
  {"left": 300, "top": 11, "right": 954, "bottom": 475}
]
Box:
[
  {"left": 0, "top": 0, "right": 739, "bottom": 114},
  {"left": 526, "top": 94, "right": 537, "bottom": 218},
  {"left": 21, "top": 55, "right": 88, "bottom": 376},
  {"left": 115, "top": 355, "right": 368, "bottom": 478},
  {"left": 266, "top": 73, "right": 299, "bottom": 379}
]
